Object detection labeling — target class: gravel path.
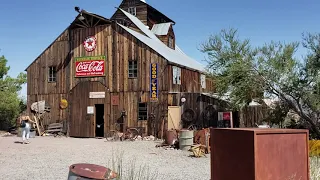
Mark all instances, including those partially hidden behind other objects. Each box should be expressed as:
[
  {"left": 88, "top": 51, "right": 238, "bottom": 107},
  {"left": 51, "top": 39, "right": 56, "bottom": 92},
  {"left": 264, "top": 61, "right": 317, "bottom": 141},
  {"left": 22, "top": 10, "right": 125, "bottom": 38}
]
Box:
[{"left": 0, "top": 136, "right": 210, "bottom": 180}]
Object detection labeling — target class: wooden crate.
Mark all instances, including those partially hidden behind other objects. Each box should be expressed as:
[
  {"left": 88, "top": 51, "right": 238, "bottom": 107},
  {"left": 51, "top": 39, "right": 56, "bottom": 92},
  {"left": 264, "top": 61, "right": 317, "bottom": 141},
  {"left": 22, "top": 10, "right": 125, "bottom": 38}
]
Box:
[{"left": 210, "top": 128, "right": 309, "bottom": 180}]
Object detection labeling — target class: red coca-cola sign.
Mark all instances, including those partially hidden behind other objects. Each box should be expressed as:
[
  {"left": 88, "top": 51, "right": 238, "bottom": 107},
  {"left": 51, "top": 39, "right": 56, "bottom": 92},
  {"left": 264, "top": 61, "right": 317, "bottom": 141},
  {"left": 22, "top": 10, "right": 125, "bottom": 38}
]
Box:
[{"left": 75, "top": 56, "right": 106, "bottom": 77}]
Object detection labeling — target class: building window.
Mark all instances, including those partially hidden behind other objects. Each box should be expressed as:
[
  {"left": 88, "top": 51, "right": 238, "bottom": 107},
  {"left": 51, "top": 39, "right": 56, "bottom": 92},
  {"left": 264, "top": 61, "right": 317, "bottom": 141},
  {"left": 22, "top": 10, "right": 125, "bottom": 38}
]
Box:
[
  {"left": 168, "top": 36, "right": 174, "bottom": 48},
  {"left": 128, "top": 7, "right": 137, "bottom": 16},
  {"left": 128, "top": 61, "right": 138, "bottom": 78},
  {"left": 172, "top": 66, "right": 181, "bottom": 84},
  {"left": 201, "top": 74, "right": 206, "bottom": 89},
  {"left": 138, "top": 103, "right": 148, "bottom": 120},
  {"left": 48, "top": 66, "right": 56, "bottom": 82}
]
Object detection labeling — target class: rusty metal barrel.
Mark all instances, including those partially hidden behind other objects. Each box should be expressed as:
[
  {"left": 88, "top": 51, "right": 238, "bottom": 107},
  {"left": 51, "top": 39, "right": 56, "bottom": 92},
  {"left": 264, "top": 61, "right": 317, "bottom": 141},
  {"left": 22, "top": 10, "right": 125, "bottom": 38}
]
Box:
[
  {"left": 68, "top": 163, "right": 118, "bottom": 180},
  {"left": 165, "top": 130, "right": 177, "bottom": 145}
]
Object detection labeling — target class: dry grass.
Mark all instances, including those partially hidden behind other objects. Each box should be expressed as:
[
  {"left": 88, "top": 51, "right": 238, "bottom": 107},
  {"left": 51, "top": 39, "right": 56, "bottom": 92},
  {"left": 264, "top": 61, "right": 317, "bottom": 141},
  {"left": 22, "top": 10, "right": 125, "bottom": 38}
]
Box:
[
  {"left": 107, "top": 150, "right": 158, "bottom": 180},
  {"left": 310, "top": 156, "right": 320, "bottom": 180}
]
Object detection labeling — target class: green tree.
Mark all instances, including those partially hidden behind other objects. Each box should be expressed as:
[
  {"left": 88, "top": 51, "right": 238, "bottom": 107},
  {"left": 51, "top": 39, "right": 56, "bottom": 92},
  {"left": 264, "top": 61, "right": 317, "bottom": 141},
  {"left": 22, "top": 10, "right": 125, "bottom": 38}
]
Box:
[
  {"left": 0, "top": 55, "right": 26, "bottom": 130},
  {"left": 200, "top": 28, "right": 320, "bottom": 139},
  {"left": 265, "top": 100, "right": 290, "bottom": 128}
]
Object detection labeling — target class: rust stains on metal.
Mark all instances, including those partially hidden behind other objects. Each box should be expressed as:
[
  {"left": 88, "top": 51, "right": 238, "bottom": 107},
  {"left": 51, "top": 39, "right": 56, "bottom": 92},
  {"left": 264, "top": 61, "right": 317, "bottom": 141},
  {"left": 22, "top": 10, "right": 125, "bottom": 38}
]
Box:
[
  {"left": 69, "top": 163, "right": 118, "bottom": 180},
  {"left": 210, "top": 128, "right": 309, "bottom": 180}
]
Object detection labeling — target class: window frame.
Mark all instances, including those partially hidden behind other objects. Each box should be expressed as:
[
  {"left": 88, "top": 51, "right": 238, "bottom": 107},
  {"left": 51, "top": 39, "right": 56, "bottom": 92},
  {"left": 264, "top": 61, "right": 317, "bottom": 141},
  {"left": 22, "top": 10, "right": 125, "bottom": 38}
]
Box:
[
  {"left": 48, "top": 66, "right": 57, "bottom": 83},
  {"left": 128, "top": 7, "right": 137, "bottom": 16},
  {"left": 138, "top": 102, "right": 148, "bottom": 121},
  {"left": 128, "top": 60, "right": 138, "bottom": 78},
  {"left": 172, "top": 66, "right": 181, "bottom": 85}
]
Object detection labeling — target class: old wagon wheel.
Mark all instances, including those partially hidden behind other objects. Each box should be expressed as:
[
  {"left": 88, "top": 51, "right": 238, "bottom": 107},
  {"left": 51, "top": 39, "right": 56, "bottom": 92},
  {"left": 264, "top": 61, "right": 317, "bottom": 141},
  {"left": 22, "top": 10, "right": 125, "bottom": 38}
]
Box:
[
  {"left": 182, "top": 108, "right": 196, "bottom": 123},
  {"left": 105, "top": 130, "right": 121, "bottom": 141},
  {"left": 202, "top": 104, "right": 216, "bottom": 128},
  {"left": 126, "top": 128, "right": 139, "bottom": 140},
  {"left": 187, "top": 124, "right": 201, "bottom": 131}
]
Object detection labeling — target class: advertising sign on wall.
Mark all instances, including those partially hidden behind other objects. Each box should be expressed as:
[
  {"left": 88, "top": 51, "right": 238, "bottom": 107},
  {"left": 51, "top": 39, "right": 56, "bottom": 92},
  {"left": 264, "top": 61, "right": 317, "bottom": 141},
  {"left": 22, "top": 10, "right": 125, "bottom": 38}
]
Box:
[
  {"left": 218, "top": 111, "right": 233, "bottom": 128},
  {"left": 150, "top": 63, "right": 158, "bottom": 102},
  {"left": 83, "top": 36, "right": 97, "bottom": 52},
  {"left": 75, "top": 56, "right": 106, "bottom": 77}
]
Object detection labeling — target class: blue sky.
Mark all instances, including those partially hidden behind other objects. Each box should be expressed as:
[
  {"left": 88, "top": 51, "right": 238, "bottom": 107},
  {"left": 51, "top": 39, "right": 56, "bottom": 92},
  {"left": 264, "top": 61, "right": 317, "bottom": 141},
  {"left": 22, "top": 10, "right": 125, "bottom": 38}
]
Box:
[{"left": 1, "top": 0, "right": 320, "bottom": 98}]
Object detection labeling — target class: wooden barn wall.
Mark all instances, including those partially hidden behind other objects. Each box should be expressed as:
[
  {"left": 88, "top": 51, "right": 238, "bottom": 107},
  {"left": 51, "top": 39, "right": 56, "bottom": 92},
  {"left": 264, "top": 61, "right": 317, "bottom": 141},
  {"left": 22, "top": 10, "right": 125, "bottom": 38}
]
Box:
[
  {"left": 26, "top": 18, "right": 215, "bottom": 137},
  {"left": 108, "top": 24, "right": 169, "bottom": 136},
  {"left": 112, "top": 24, "right": 168, "bottom": 93},
  {"left": 168, "top": 93, "right": 229, "bottom": 128},
  {"left": 68, "top": 81, "right": 106, "bottom": 138},
  {"left": 167, "top": 65, "right": 201, "bottom": 93},
  {"left": 27, "top": 94, "right": 67, "bottom": 126},
  {"left": 156, "top": 26, "right": 175, "bottom": 49},
  {"left": 68, "top": 25, "right": 110, "bottom": 90},
  {"left": 27, "top": 30, "right": 69, "bottom": 96},
  {"left": 157, "top": 35, "right": 168, "bottom": 47},
  {"left": 115, "top": 0, "right": 148, "bottom": 25},
  {"left": 109, "top": 91, "right": 168, "bottom": 136},
  {"left": 240, "top": 106, "right": 269, "bottom": 128},
  {"left": 204, "top": 79, "right": 216, "bottom": 93},
  {"left": 26, "top": 29, "right": 69, "bottom": 124}
]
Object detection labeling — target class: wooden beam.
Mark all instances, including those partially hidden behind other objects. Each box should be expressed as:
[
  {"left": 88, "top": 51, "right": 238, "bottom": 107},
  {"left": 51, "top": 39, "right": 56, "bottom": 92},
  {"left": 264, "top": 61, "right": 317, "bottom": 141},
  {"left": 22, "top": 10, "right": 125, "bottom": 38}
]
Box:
[
  {"left": 74, "top": 23, "right": 87, "bottom": 28},
  {"left": 93, "top": 19, "right": 101, "bottom": 27},
  {"left": 90, "top": 16, "right": 94, "bottom": 27},
  {"left": 80, "top": 19, "right": 90, "bottom": 27},
  {"left": 84, "top": 15, "right": 90, "bottom": 27}
]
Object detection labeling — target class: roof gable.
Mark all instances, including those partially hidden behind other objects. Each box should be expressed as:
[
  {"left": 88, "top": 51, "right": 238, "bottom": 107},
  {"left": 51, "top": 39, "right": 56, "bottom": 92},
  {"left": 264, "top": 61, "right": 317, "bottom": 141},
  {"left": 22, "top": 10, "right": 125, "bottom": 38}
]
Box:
[{"left": 117, "top": 8, "right": 205, "bottom": 72}]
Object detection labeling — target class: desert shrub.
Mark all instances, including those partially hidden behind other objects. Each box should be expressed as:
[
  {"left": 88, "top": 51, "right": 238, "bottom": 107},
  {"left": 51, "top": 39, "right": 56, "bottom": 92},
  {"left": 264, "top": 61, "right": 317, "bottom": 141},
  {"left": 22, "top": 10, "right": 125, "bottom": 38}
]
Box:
[
  {"left": 107, "top": 150, "right": 158, "bottom": 180},
  {"left": 309, "top": 140, "right": 320, "bottom": 157}
]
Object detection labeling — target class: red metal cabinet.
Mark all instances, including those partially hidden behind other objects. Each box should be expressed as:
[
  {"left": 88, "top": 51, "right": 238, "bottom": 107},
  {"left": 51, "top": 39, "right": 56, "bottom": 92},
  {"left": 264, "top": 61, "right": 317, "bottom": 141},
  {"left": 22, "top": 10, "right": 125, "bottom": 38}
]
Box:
[{"left": 210, "top": 128, "right": 309, "bottom": 180}]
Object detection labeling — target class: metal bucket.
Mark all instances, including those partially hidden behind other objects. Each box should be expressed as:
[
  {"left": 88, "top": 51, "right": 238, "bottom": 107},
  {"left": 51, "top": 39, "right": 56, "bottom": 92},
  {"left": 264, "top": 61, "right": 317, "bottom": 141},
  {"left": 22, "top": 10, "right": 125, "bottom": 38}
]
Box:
[
  {"left": 165, "top": 130, "right": 177, "bottom": 145},
  {"left": 179, "top": 130, "right": 194, "bottom": 151},
  {"left": 68, "top": 163, "right": 118, "bottom": 180}
]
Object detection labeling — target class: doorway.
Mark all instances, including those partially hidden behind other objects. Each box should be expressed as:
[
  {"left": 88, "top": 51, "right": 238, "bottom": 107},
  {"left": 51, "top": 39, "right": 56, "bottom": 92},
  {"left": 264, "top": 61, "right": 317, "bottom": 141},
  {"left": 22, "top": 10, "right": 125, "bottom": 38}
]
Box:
[{"left": 95, "top": 104, "right": 104, "bottom": 137}]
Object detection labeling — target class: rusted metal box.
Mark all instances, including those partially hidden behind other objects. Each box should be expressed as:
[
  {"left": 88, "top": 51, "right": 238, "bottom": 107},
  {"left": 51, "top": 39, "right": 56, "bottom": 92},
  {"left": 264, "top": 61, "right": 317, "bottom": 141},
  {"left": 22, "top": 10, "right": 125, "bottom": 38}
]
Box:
[{"left": 210, "top": 128, "right": 309, "bottom": 180}]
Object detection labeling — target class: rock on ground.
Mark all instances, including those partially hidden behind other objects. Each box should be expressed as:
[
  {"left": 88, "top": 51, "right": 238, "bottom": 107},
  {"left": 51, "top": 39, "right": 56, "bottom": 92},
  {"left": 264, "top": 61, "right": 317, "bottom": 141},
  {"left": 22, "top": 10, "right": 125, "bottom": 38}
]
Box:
[{"left": 0, "top": 136, "right": 210, "bottom": 180}]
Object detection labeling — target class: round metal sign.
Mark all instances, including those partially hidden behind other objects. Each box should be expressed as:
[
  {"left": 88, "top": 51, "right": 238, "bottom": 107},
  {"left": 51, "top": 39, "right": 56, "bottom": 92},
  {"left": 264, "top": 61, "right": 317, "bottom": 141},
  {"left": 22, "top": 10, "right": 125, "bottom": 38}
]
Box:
[
  {"left": 60, "top": 99, "right": 68, "bottom": 109},
  {"left": 83, "top": 36, "right": 97, "bottom": 52}
]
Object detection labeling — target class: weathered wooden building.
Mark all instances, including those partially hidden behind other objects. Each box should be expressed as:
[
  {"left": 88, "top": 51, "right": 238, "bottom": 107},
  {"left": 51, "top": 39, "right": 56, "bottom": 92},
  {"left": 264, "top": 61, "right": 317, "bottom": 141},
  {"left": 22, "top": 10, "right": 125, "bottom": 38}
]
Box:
[{"left": 25, "top": 0, "right": 216, "bottom": 138}]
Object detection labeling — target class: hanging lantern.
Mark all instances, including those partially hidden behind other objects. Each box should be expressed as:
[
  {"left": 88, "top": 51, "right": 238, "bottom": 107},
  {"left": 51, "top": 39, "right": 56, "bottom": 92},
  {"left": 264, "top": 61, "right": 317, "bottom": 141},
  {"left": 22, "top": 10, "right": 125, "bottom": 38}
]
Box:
[{"left": 60, "top": 99, "right": 68, "bottom": 109}]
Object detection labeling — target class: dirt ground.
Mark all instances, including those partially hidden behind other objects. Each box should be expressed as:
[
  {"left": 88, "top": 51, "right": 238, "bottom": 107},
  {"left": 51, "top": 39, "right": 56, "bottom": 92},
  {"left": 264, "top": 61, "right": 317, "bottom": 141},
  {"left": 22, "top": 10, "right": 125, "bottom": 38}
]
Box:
[{"left": 0, "top": 136, "right": 210, "bottom": 180}]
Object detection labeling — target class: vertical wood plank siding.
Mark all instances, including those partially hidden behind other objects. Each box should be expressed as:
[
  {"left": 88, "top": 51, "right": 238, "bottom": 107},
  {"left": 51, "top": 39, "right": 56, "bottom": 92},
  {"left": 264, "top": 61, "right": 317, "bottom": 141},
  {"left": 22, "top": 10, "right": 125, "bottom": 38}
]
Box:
[
  {"left": 69, "top": 81, "right": 106, "bottom": 137},
  {"left": 26, "top": 21, "right": 215, "bottom": 137}
]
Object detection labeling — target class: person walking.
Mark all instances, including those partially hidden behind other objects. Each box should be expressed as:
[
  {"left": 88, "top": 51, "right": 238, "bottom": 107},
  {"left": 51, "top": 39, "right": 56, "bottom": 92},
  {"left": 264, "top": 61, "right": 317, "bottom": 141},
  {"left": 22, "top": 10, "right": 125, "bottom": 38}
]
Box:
[{"left": 20, "top": 116, "right": 35, "bottom": 144}]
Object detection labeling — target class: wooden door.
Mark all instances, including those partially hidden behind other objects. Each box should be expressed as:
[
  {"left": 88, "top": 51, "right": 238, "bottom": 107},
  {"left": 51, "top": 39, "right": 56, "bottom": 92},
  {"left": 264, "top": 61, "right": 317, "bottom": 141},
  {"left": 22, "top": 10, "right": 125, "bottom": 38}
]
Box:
[
  {"left": 168, "top": 106, "right": 181, "bottom": 130},
  {"left": 69, "top": 81, "right": 106, "bottom": 137}
]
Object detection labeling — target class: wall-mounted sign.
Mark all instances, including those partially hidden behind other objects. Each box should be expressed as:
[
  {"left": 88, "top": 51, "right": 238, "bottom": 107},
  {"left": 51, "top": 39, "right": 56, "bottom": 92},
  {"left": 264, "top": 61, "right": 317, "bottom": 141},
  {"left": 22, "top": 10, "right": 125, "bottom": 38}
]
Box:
[
  {"left": 60, "top": 99, "right": 68, "bottom": 109},
  {"left": 75, "top": 56, "right": 106, "bottom": 77},
  {"left": 150, "top": 63, "right": 158, "bottom": 102},
  {"left": 89, "top": 92, "right": 105, "bottom": 99},
  {"left": 87, "top": 106, "right": 94, "bottom": 114},
  {"left": 83, "top": 36, "right": 97, "bottom": 52},
  {"left": 218, "top": 112, "right": 233, "bottom": 128},
  {"left": 111, "top": 95, "right": 119, "bottom": 105}
]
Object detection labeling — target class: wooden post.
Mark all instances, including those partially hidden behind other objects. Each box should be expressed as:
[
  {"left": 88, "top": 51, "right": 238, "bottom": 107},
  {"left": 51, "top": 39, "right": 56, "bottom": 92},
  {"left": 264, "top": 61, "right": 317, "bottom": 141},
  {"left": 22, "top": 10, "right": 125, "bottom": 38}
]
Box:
[
  {"left": 161, "top": 118, "right": 165, "bottom": 140},
  {"left": 33, "top": 115, "right": 42, "bottom": 136}
]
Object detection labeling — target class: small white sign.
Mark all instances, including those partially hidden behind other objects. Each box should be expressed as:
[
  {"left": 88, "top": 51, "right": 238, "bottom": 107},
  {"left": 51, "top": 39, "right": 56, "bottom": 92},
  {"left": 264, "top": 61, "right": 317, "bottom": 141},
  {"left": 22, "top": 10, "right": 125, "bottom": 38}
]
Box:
[
  {"left": 200, "top": 74, "right": 206, "bottom": 89},
  {"left": 87, "top": 106, "right": 94, "bottom": 114},
  {"left": 89, "top": 92, "right": 105, "bottom": 99}
]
